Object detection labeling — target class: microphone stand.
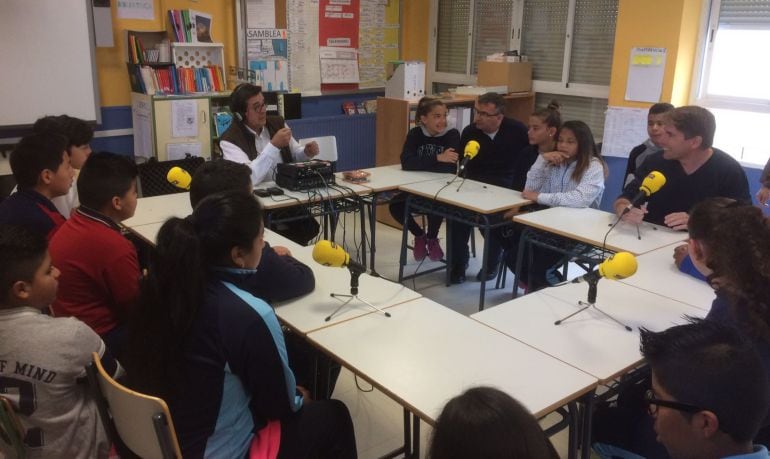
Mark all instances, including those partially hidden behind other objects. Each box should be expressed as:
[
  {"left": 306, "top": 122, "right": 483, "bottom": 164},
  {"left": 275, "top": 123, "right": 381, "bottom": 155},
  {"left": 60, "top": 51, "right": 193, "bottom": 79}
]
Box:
[
  {"left": 553, "top": 278, "right": 632, "bottom": 331},
  {"left": 326, "top": 269, "right": 392, "bottom": 321}
]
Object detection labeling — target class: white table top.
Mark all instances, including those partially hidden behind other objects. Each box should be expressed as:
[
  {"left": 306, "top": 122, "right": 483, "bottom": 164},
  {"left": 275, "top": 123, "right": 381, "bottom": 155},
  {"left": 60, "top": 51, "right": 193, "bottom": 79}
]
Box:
[
  {"left": 398, "top": 177, "right": 532, "bottom": 214},
  {"left": 123, "top": 192, "right": 192, "bottom": 227},
  {"left": 619, "top": 244, "right": 714, "bottom": 311},
  {"left": 339, "top": 164, "right": 456, "bottom": 193},
  {"left": 473, "top": 281, "right": 706, "bottom": 382},
  {"left": 308, "top": 297, "right": 597, "bottom": 423},
  {"left": 275, "top": 245, "right": 422, "bottom": 335},
  {"left": 513, "top": 207, "right": 687, "bottom": 255}
]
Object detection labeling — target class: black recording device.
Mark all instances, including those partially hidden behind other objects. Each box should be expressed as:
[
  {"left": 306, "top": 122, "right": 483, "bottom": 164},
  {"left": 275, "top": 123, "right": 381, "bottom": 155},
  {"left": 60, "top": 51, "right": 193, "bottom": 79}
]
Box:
[{"left": 276, "top": 160, "right": 335, "bottom": 191}]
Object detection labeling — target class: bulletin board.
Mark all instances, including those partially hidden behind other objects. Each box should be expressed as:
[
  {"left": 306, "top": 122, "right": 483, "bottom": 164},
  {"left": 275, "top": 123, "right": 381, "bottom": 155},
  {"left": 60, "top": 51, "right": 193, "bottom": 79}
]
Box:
[{"left": 241, "top": 0, "right": 400, "bottom": 95}]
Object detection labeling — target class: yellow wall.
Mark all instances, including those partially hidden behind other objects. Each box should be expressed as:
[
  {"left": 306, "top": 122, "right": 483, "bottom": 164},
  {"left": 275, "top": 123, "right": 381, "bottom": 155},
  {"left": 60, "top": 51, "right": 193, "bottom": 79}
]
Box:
[
  {"left": 609, "top": 0, "right": 704, "bottom": 108},
  {"left": 96, "top": 0, "right": 235, "bottom": 107},
  {"left": 402, "top": 0, "right": 430, "bottom": 62}
]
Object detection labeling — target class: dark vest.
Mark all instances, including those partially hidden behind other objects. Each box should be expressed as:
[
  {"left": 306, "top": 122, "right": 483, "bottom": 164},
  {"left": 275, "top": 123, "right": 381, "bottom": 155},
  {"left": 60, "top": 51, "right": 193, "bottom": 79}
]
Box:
[{"left": 220, "top": 115, "right": 293, "bottom": 164}]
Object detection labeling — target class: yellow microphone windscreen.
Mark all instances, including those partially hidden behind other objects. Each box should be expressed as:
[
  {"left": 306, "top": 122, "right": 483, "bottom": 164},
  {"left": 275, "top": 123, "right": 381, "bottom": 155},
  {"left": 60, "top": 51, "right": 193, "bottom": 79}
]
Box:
[
  {"left": 312, "top": 240, "right": 349, "bottom": 268},
  {"left": 598, "top": 252, "right": 638, "bottom": 280},
  {"left": 464, "top": 140, "right": 480, "bottom": 159},
  {"left": 640, "top": 171, "right": 666, "bottom": 196},
  {"left": 167, "top": 166, "right": 192, "bottom": 190}
]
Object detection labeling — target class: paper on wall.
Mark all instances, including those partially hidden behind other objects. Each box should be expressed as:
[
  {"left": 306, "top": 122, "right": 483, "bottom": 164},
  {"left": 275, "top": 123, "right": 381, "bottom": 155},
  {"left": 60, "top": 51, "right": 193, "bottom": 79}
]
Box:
[
  {"left": 319, "top": 46, "right": 359, "bottom": 84},
  {"left": 167, "top": 142, "right": 202, "bottom": 161},
  {"left": 601, "top": 106, "right": 649, "bottom": 158},
  {"left": 171, "top": 100, "right": 198, "bottom": 138},
  {"left": 625, "top": 48, "right": 667, "bottom": 103}
]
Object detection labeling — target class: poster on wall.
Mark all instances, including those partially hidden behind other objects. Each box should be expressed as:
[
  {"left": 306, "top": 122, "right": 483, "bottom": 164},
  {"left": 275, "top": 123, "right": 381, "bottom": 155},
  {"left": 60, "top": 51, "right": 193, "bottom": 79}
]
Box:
[
  {"left": 247, "top": 29, "right": 290, "bottom": 92},
  {"left": 625, "top": 47, "right": 667, "bottom": 103},
  {"left": 319, "top": 0, "right": 360, "bottom": 90},
  {"left": 319, "top": 46, "right": 359, "bottom": 83},
  {"left": 116, "top": 0, "right": 154, "bottom": 20},
  {"left": 287, "top": 0, "right": 322, "bottom": 94},
  {"left": 601, "top": 106, "right": 649, "bottom": 158}
]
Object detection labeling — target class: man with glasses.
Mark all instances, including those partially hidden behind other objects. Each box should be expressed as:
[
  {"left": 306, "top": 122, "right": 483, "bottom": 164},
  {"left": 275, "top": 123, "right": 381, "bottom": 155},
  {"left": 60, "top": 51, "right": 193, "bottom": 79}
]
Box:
[
  {"left": 448, "top": 92, "right": 532, "bottom": 283},
  {"left": 220, "top": 83, "right": 320, "bottom": 245},
  {"left": 593, "top": 319, "right": 770, "bottom": 459}
]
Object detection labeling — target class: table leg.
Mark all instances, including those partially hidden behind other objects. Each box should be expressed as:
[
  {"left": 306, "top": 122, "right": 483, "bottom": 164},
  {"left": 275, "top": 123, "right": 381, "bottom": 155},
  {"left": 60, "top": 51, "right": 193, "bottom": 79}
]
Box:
[
  {"left": 358, "top": 199, "right": 367, "bottom": 270},
  {"left": 397, "top": 196, "right": 411, "bottom": 283},
  {"left": 580, "top": 390, "right": 595, "bottom": 459},
  {"left": 369, "top": 193, "right": 378, "bottom": 273},
  {"left": 512, "top": 228, "right": 530, "bottom": 298},
  {"left": 478, "top": 218, "right": 491, "bottom": 311},
  {"left": 379, "top": 408, "right": 411, "bottom": 459}
]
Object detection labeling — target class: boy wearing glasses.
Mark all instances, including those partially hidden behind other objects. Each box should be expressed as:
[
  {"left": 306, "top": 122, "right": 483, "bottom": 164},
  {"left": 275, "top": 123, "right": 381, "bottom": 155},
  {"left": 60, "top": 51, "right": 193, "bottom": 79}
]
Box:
[
  {"left": 593, "top": 320, "right": 769, "bottom": 459},
  {"left": 448, "top": 92, "right": 532, "bottom": 283}
]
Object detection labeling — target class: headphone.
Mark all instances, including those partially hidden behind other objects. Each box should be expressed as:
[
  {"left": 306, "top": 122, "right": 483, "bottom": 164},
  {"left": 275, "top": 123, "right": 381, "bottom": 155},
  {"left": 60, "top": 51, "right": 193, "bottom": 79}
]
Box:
[{"left": 230, "top": 83, "right": 262, "bottom": 122}]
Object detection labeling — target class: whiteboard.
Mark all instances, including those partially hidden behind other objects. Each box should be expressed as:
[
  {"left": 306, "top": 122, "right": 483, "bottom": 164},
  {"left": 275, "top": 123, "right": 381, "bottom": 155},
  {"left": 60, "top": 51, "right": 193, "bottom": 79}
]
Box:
[{"left": 0, "top": 0, "right": 99, "bottom": 128}]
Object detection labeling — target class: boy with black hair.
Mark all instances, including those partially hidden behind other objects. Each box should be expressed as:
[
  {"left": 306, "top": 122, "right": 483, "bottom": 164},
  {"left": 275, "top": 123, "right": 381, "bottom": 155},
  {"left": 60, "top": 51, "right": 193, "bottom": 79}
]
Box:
[
  {"left": 623, "top": 102, "right": 675, "bottom": 187},
  {"left": 0, "top": 224, "right": 122, "bottom": 458},
  {"left": 594, "top": 319, "right": 770, "bottom": 459},
  {"left": 0, "top": 133, "right": 73, "bottom": 239},
  {"left": 32, "top": 115, "right": 94, "bottom": 217},
  {"left": 50, "top": 152, "right": 140, "bottom": 359},
  {"left": 189, "top": 160, "right": 314, "bottom": 302}
]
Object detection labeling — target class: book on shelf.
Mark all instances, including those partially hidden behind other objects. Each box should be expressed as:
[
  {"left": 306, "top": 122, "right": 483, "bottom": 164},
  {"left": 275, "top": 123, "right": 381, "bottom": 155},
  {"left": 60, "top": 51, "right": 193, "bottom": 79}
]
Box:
[
  {"left": 126, "top": 31, "right": 171, "bottom": 65},
  {"left": 214, "top": 112, "right": 233, "bottom": 137},
  {"left": 342, "top": 101, "right": 356, "bottom": 115},
  {"left": 168, "top": 9, "right": 213, "bottom": 43}
]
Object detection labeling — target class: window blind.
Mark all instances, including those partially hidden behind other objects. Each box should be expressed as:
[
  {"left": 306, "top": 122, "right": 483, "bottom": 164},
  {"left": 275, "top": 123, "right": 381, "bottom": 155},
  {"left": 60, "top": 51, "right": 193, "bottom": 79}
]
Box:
[
  {"left": 436, "top": 0, "right": 471, "bottom": 74},
  {"left": 568, "top": 0, "right": 618, "bottom": 85},
  {"left": 718, "top": 0, "right": 770, "bottom": 26},
  {"left": 521, "top": 0, "right": 568, "bottom": 82},
  {"left": 471, "top": 0, "right": 514, "bottom": 74},
  {"left": 536, "top": 92, "right": 608, "bottom": 140}
]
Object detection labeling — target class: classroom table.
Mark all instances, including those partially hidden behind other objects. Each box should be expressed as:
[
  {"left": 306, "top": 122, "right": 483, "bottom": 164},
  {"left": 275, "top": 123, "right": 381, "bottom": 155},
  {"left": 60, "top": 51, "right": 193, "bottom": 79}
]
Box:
[
  {"left": 513, "top": 207, "right": 687, "bottom": 256},
  {"left": 273, "top": 243, "right": 422, "bottom": 335},
  {"left": 509, "top": 207, "right": 688, "bottom": 297},
  {"left": 123, "top": 192, "right": 192, "bottom": 227},
  {"left": 618, "top": 243, "right": 714, "bottom": 311},
  {"left": 472, "top": 281, "right": 707, "bottom": 459},
  {"left": 397, "top": 177, "right": 532, "bottom": 309},
  {"left": 308, "top": 297, "right": 597, "bottom": 458},
  {"left": 336, "top": 165, "right": 456, "bottom": 273}
]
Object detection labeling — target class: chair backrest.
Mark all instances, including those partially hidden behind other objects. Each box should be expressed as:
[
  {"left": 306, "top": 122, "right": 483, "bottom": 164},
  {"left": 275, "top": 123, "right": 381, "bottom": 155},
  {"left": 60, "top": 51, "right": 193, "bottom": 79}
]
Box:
[
  {"left": 137, "top": 156, "right": 205, "bottom": 198},
  {"left": 299, "top": 136, "right": 338, "bottom": 162},
  {"left": 86, "top": 353, "right": 182, "bottom": 459},
  {"left": 0, "top": 396, "right": 26, "bottom": 459}
]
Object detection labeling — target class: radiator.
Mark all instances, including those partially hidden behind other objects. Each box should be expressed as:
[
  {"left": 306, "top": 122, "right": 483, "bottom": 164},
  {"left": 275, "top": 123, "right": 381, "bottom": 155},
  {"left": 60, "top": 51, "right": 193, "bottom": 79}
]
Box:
[{"left": 289, "top": 114, "right": 376, "bottom": 171}]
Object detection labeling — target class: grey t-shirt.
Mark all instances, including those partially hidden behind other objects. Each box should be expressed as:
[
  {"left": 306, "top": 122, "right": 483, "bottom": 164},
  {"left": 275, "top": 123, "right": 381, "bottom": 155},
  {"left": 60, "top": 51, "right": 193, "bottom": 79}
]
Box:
[{"left": 0, "top": 307, "right": 121, "bottom": 458}]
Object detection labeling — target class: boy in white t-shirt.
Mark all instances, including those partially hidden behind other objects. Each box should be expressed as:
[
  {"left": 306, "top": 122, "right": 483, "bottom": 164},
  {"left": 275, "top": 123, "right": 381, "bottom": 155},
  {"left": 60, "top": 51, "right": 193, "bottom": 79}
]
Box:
[{"left": 0, "top": 224, "right": 122, "bottom": 458}]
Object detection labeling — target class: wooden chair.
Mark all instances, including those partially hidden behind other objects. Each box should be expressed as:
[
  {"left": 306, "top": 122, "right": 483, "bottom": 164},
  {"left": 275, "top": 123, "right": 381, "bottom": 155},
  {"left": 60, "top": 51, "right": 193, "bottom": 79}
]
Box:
[
  {"left": 0, "top": 395, "right": 26, "bottom": 459},
  {"left": 86, "top": 353, "right": 182, "bottom": 459}
]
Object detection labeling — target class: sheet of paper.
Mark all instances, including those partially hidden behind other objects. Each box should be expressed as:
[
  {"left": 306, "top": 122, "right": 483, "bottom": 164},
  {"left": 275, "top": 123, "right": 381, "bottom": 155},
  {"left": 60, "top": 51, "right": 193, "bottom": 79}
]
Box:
[
  {"left": 319, "top": 46, "right": 360, "bottom": 84},
  {"left": 601, "top": 106, "right": 649, "bottom": 158},
  {"left": 246, "top": 0, "right": 276, "bottom": 28},
  {"left": 625, "top": 47, "right": 667, "bottom": 103},
  {"left": 171, "top": 100, "right": 198, "bottom": 138},
  {"left": 287, "top": 0, "right": 322, "bottom": 94},
  {"left": 358, "top": 0, "right": 399, "bottom": 88},
  {"left": 166, "top": 142, "right": 202, "bottom": 161},
  {"left": 116, "top": 0, "right": 154, "bottom": 20}
]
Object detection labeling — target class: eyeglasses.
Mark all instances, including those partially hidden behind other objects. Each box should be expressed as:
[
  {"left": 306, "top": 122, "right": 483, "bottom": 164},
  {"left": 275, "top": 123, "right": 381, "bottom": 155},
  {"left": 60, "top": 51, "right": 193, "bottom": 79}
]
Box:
[
  {"left": 250, "top": 102, "right": 268, "bottom": 112},
  {"left": 644, "top": 389, "right": 703, "bottom": 416},
  {"left": 474, "top": 109, "right": 501, "bottom": 118}
]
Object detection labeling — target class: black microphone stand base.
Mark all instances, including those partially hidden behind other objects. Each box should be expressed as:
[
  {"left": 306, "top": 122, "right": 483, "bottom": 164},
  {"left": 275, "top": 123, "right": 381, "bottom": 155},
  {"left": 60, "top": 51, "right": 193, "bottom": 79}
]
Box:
[
  {"left": 324, "top": 271, "right": 392, "bottom": 322},
  {"left": 553, "top": 280, "right": 633, "bottom": 331}
]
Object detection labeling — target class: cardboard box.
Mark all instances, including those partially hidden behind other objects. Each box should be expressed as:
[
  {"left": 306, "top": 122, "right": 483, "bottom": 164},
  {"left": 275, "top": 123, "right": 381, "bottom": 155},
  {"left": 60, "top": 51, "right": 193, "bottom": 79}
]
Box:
[{"left": 476, "top": 61, "right": 532, "bottom": 93}]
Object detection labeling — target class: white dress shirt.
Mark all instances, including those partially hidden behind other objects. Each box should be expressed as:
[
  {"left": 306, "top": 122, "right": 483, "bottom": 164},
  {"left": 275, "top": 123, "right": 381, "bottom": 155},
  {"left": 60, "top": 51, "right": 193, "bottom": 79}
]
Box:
[{"left": 220, "top": 123, "right": 309, "bottom": 185}]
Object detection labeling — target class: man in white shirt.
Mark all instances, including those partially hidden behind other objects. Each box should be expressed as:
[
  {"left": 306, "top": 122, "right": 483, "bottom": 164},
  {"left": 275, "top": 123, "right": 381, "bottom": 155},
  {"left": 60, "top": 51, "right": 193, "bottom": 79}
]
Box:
[
  {"left": 219, "top": 83, "right": 321, "bottom": 245},
  {"left": 220, "top": 83, "right": 319, "bottom": 185}
]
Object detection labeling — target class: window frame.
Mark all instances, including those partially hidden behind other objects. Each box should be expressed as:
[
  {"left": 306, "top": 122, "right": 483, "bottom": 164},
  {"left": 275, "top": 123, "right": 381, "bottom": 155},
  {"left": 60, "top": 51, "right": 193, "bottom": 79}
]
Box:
[{"left": 427, "top": 0, "right": 612, "bottom": 100}]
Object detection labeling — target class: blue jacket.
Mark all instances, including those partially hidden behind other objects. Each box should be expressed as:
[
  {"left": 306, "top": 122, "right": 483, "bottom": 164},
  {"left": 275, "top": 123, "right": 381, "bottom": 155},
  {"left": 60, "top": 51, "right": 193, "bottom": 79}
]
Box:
[{"left": 169, "top": 268, "right": 302, "bottom": 458}]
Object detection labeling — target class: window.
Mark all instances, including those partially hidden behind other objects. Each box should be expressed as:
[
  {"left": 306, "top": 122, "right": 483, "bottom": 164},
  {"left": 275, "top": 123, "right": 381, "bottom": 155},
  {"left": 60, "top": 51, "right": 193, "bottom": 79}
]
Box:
[
  {"left": 429, "top": 0, "right": 618, "bottom": 139},
  {"left": 695, "top": 0, "right": 770, "bottom": 165}
]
